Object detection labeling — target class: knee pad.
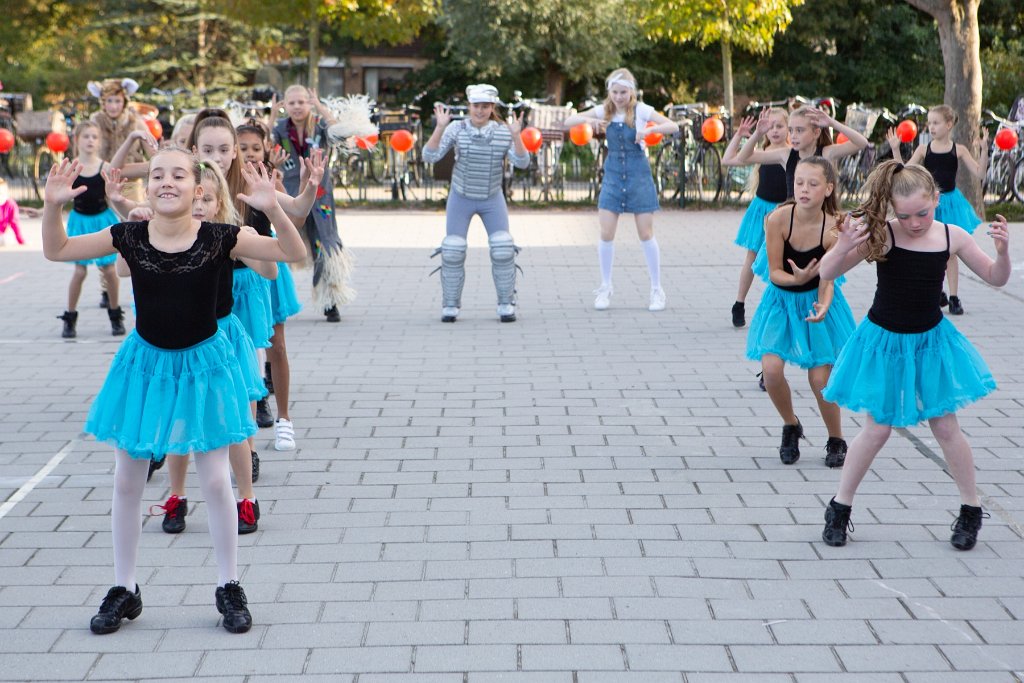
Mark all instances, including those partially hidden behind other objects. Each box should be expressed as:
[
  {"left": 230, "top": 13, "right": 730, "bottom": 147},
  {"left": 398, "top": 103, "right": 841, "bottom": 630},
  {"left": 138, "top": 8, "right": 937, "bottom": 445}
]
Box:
[
  {"left": 441, "top": 234, "right": 468, "bottom": 266},
  {"left": 438, "top": 235, "right": 467, "bottom": 308},
  {"left": 488, "top": 231, "right": 516, "bottom": 265}
]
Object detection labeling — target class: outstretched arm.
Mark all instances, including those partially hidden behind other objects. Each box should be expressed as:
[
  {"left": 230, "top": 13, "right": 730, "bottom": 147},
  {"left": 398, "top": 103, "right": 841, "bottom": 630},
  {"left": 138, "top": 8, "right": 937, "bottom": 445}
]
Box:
[
  {"left": 721, "top": 116, "right": 754, "bottom": 166},
  {"left": 237, "top": 225, "right": 279, "bottom": 279},
  {"left": 276, "top": 148, "right": 326, "bottom": 219},
  {"left": 231, "top": 162, "right": 307, "bottom": 264},
  {"left": 953, "top": 215, "right": 1011, "bottom": 287},
  {"left": 736, "top": 110, "right": 787, "bottom": 165},
  {"left": 42, "top": 160, "right": 117, "bottom": 262}
]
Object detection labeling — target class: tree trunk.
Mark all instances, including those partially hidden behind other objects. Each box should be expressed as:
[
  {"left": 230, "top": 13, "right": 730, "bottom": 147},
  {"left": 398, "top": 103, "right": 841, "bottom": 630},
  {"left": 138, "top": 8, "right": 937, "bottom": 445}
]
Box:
[
  {"left": 196, "top": 14, "right": 208, "bottom": 92},
  {"left": 307, "top": 0, "right": 320, "bottom": 91},
  {"left": 721, "top": 40, "right": 734, "bottom": 119},
  {"left": 544, "top": 62, "right": 565, "bottom": 105},
  {"left": 905, "top": 0, "right": 983, "bottom": 213}
]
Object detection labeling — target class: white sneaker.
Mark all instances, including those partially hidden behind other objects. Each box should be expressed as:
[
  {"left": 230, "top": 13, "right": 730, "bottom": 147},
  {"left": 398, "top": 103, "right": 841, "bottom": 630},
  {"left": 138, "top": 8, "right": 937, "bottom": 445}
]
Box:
[
  {"left": 497, "top": 303, "right": 516, "bottom": 322},
  {"left": 441, "top": 307, "right": 459, "bottom": 323},
  {"left": 593, "top": 284, "right": 613, "bottom": 310},
  {"left": 649, "top": 287, "right": 666, "bottom": 312},
  {"left": 274, "top": 418, "right": 295, "bottom": 451}
]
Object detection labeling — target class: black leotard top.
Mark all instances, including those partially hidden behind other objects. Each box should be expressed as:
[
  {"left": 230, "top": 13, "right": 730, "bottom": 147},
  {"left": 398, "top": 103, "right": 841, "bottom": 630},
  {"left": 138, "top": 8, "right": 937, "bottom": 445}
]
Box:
[
  {"left": 777, "top": 205, "right": 827, "bottom": 293},
  {"left": 216, "top": 262, "right": 234, "bottom": 319},
  {"left": 785, "top": 146, "right": 824, "bottom": 200},
  {"left": 71, "top": 165, "right": 109, "bottom": 216},
  {"left": 923, "top": 143, "right": 958, "bottom": 193},
  {"left": 867, "top": 223, "right": 950, "bottom": 333},
  {"left": 756, "top": 163, "right": 788, "bottom": 203},
  {"left": 110, "top": 221, "right": 240, "bottom": 349},
  {"left": 233, "top": 207, "right": 273, "bottom": 270}
]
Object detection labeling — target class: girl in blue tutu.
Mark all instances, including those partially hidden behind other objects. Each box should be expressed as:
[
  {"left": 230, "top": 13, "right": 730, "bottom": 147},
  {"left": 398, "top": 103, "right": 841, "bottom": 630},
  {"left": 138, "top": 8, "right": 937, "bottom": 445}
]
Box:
[
  {"left": 746, "top": 157, "right": 855, "bottom": 468},
  {"left": 818, "top": 160, "right": 1011, "bottom": 550},
  {"left": 41, "top": 151, "right": 307, "bottom": 635},
  {"left": 721, "top": 109, "right": 789, "bottom": 327},
  {"left": 58, "top": 121, "right": 126, "bottom": 339},
  {"left": 888, "top": 105, "right": 989, "bottom": 315}
]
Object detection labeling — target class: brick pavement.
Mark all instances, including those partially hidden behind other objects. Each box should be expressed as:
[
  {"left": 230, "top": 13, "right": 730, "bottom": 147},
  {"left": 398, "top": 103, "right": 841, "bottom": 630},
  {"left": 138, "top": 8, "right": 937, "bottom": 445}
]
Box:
[{"left": 0, "top": 209, "right": 1022, "bottom": 681}]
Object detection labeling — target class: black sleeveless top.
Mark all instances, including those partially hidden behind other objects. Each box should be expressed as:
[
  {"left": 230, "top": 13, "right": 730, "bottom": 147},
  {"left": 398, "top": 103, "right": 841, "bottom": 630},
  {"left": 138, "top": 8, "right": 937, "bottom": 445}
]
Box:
[
  {"left": 216, "top": 262, "right": 234, "bottom": 319},
  {"left": 785, "top": 146, "right": 824, "bottom": 200},
  {"left": 867, "top": 223, "right": 950, "bottom": 333},
  {"left": 777, "top": 206, "right": 827, "bottom": 293},
  {"left": 924, "top": 143, "right": 958, "bottom": 193},
  {"left": 110, "top": 221, "right": 240, "bottom": 349},
  {"left": 233, "top": 207, "right": 273, "bottom": 270},
  {"left": 756, "top": 163, "right": 788, "bottom": 203},
  {"left": 71, "top": 165, "right": 109, "bottom": 216}
]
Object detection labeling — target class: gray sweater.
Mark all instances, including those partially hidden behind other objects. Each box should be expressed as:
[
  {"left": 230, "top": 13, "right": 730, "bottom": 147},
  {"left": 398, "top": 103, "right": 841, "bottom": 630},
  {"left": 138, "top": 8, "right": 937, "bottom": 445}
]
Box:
[{"left": 423, "top": 120, "right": 531, "bottom": 200}]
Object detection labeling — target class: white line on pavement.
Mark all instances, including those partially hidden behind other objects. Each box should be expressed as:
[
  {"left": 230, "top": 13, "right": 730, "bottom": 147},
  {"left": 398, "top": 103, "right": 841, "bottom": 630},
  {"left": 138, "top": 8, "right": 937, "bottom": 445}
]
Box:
[{"left": 0, "top": 440, "right": 75, "bottom": 520}]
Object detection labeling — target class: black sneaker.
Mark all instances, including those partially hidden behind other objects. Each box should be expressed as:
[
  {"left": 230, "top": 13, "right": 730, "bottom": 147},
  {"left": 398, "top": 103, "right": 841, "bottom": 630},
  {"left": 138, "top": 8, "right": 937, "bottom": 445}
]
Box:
[
  {"left": 950, "top": 504, "right": 988, "bottom": 550},
  {"left": 779, "top": 421, "right": 803, "bottom": 465},
  {"left": 90, "top": 584, "right": 142, "bottom": 634},
  {"left": 264, "top": 361, "right": 274, "bottom": 395},
  {"left": 99, "top": 291, "right": 110, "bottom": 309},
  {"left": 215, "top": 581, "right": 252, "bottom": 633},
  {"left": 822, "top": 498, "right": 854, "bottom": 547},
  {"left": 151, "top": 495, "right": 187, "bottom": 534},
  {"left": 731, "top": 301, "right": 745, "bottom": 328},
  {"left": 146, "top": 456, "right": 164, "bottom": 482},
  {"left": 237, "top": 498, "right": 260, "bottom": 535},
  {"left": 948, "top": 295, "right": 964, "bottom": 315},
  {"left": 824, "top": 437, "right": 848, "bottom": 468},
  {"left": 324, "top": 305, "right": 341, "bottom": 323},
  {"left": 108, "top": 306, "right": 126, "bottom": 336},
  {"left": 939, "top": 290, "right": 949, "bottom": 308},
  {"left": 250, "top": 451, "right": 260, "bottom": 483},
  {"left": 255, "top": 398, "right": 273, "bottom": 428},
  {"left": 58, "top": 311, "right": 78, "bottom": 339}
]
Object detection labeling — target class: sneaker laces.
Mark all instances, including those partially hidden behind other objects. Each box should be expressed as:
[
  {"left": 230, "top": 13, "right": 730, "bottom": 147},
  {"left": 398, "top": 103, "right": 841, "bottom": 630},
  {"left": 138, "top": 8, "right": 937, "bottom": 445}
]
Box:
[
  {"left": 827, "top": 504, "right": 855, "bottom": 534},
  {"left": 238, "top": 499, "right": 256, "bottom": 525},
  {"left": 951, "top": 509, "right": 989, "bottom": 533},
  {"left": 97, "top": 586, "right": 132, "bottom": 614},
  {"left": 149, "top": 495, "right": 183, "bottom": 518},
  {"left": 219, "top": 581, "right": 248, "bottom": 612}
]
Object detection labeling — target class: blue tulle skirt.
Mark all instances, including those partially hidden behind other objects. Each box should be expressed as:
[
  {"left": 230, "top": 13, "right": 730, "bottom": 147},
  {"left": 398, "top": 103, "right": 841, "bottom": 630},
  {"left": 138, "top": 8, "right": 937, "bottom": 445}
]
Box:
[
  {"left": 734, "top": 196, "right": 778, "bottom": 252},
  {"left": 270, "top": 261, "right": 302, "bottom": 325},
  {"left": 67, "top": 209, "right": 119, "bottom": 266},
  {"left": 935, "top": 188, "right": 982, "bottom": 234},
  {"left": 218, "top": 314, "right": 266, "bottom": 401},
  {"left": 231, "top": 267, "right": 274, "bottom": 349},
  {"left": 746, "top": 284, "right": 856, "bottom": 369},
  {"left": 84, "top": 330, "right": 257, "bottom": 460},
  {"left": 823, "top": 317, "right": 996, "bottom": 427}
]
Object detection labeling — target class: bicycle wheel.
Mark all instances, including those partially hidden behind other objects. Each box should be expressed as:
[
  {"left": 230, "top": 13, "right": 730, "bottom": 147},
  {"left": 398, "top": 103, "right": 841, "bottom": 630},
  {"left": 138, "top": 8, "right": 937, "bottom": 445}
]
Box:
[
  {"left": 1012, "top": 157, "right": 1024, "bottom": 204},
  {"left": 984, "top": 151, "right": 1012, "bottom": 203},
  {"left": 700, "top": 144, "right": 723, "bottom": 202},
  {"left": 590, "top": 143, "right": 607, "bottom": 202},
  {"left": 366, "top": 146, "right": 386, "bottom": 184},
  {"left": 723, "top": 164, "right": 750, "bottom": 202},
  {"left": 655, "top": 144, "right": 682, "bottom": 204},
  {"left": 33, "top": 148, "right": 58, "bottom": 201}
]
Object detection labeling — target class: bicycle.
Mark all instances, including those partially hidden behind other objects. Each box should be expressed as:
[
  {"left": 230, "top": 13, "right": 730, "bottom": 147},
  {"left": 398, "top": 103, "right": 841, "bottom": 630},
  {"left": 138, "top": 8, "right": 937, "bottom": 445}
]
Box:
[
  {"left": 981, "top": 108, "right": 1024, "bottom": 203},
  {"left": 836, "top": 102, "right": 886, "bottom": 203},
  {"left": 655, "top": 103, "right": 723, "bottom": 206},
  {"left": 505, "top": 95, "right": 571, "bottom": 202}
]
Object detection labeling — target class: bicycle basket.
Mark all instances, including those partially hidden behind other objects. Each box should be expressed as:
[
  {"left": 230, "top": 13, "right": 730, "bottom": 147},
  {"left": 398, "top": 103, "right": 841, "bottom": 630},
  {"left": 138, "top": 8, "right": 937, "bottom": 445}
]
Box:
[
  {"left": 529, "top": 104, "right": 574, "bottom": 142},
  {"left": 15, "top": 111, "right": 66, "bottom": 140},
  {"left": 843, "top": 106, "right": 880, "bottom": 137}
]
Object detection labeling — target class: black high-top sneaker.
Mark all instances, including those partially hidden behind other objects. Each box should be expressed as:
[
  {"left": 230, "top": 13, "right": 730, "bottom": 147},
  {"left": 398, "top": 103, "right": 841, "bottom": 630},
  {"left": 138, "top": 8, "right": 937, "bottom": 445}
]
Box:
[
  {"left": 255, "top": 398, "right": 273, "bottom": 428},
  {"left": 99, "top": 291, "right": 110, "bottom": 309},
  {"left": 58, "top": 311, "right": 78, "bottom": 339},
  {"left": 90, "top": 585, "right": 143, "bottom": 634},
  {"left": 250, "top": 451, "right": 260, "bottom": 483},
  {"left": 779, "top": 421, "right": 803, "bottom": 465},
  {"left": 950, "top": 504, "right": 988, "bottom": 550},
  {"left": 822, "top": 498, "right": 854, "bottom": 547},
  {"left": 824, "top": 437, "right": 848, "bottom": 468},
  {"left": 215, "top": 581, "right": 252, "bottom": 633},
  {"left": 948, "top": 295, "right": 964, "bottom": 315},
  {"left": 324, "top": 305, "right": 341, "bottom": 322},
  {"left": 264, "top": 361, "right": 274, "bottom": 394},
  {"left": 237, "top": 498, "right": 261, "bottom": 535},
  {"left": 151, "top": 495, "right": 187, "bottom": 534},
  {"left": 108, "top": 307, "right": 126, "bottom": 336},
  {"left": 731, "top": 301, "right": 745, "bottom": 327}
]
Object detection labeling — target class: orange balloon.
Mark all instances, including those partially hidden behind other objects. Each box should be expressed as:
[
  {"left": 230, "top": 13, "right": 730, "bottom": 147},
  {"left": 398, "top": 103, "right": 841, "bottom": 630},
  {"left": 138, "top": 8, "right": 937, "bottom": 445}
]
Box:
[
  {"left": 835, "top": 132, "right": 849, "bottom": 145},
  {"left": 995, "top": 128, "right": 1018, "bottom": 151},
  {"left": 896, "top": 120, "right": 917, "bottom": 143},
  {"left": 0, "top": 128, "right": 14, "bottom": 153},
  {"left": 521, "top": 127, "right": 543, "bottom": 153},
  {"left": 644, "top": 121, "right": 663, "bottom": 146},
  {"left": 46, "top": 132, "right": 70, "bottom": 153},
  {"left": 701, "top": 117, "right": 724, "bottom": 143},
  {"left": 145, "top": 118, "right": 163, "bottom": 140},
  {"left": 569, "top": 123, "right": 593, "bottom": 146},
  {"left": 390, "top": 129, "right": 414, "bottom": 153},
  {"left": 356, "top": 133, "right": 379, "bottom": 150}
]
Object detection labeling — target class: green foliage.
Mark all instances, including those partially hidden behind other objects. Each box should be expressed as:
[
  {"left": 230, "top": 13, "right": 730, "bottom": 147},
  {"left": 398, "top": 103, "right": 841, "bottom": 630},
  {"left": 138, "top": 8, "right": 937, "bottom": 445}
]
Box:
[
  {"left": 982, "top": 38, "right": 1024, "bottom": 115},
  {"left": 641, "top": 0, "right": 805, "bottom": 56}
]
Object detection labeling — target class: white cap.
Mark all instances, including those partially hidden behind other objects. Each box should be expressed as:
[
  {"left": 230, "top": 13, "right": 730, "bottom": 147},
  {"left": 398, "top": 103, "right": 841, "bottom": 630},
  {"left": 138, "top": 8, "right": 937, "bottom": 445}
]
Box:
[{"left": 466, "top": 84, "right": 500, "bottom": 104}]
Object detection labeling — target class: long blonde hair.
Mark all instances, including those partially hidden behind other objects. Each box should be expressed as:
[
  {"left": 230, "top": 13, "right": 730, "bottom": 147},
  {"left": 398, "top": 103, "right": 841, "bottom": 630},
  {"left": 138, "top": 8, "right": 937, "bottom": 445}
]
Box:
[
  {"left": 602, "top": 68, "right": 638, "bottom": 129},
  {"left": 198, "top": 161, "right": 240, "bottom": 225},
  {"left": 284, "top": 84, "right": 317, "bottom": 140},
  {"left": 856, "top": 160, "right": 937, "bottom": 263}
]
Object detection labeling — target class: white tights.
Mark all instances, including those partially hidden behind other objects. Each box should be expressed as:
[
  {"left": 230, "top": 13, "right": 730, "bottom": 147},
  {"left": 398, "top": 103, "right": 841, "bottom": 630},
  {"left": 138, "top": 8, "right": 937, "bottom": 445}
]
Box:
[{"left": 112, "top": 447, "right": 237, "bottom": 589}]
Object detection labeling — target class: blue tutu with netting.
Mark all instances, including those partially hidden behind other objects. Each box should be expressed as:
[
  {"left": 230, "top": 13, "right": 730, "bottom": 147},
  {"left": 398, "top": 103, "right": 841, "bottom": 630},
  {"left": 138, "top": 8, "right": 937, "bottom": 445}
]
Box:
[
  {"left": 231, "top": 267, "right": 274, "bottom": 348},
  {"left": 752, "top": 244, "right": 846, "bottom": 287},
  {"left": 67, "top": 208, "right": 119, "bottom": 266},
  {"left": 746, "top": 284, "right": 856, "bottom": 369},
  {"left": 734, "top": 196, "right": 778, "bottom": 252},
  {"left": 84, "top": 330, "right": 257, "bottom": 460},
  {"left": 935, "top": 188, "right": 982, "bottom": 234},
  {"left": 217, "top": 314, "right": 267, "bottom": 401},
  {"left": 823, "top": 317, "right": 996, "bottom": 427},
  {"left": 270, "top": 261, "right": 302, "bottom": 325}
]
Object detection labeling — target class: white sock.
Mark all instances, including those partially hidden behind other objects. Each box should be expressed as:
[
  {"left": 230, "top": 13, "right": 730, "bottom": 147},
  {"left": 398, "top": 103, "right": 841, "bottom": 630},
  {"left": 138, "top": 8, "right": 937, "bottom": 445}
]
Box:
[
  {"left": 598, "top": 240, "right": 615, "bottom": 287},
  {"left": 641, "top": 237, "right": 661, "bottom": 290},
  {"left": 112, "top": 449, "right": 150, "bottom": 590},
  {"left": 194, "top": 446, "right": 238, "bottom": 586}
]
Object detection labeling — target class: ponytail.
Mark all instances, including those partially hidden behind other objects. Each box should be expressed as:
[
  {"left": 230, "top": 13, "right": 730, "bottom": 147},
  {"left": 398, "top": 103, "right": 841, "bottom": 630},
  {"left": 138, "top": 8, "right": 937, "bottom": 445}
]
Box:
[{"left": 856, "top": 160, "right": 937, "bottom": 262}]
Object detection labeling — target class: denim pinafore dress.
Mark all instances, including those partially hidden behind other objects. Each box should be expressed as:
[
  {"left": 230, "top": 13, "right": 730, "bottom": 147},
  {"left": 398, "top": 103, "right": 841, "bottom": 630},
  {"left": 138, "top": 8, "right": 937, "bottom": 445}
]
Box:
[{"left": 597, "top": 119, "right": 659, "bottom": 214}]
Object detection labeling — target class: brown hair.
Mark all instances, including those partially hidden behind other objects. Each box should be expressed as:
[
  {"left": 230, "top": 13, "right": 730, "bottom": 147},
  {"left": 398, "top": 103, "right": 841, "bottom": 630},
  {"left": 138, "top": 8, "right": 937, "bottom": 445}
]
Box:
[
  {"left": 189, "top": 110, "right": 245, "bottom": 214},
  {"left": 149, "top": 145, "right": 202, "bottom": 184},
  {"left": 855, "top": 160, "right": 937, "bottom": 263},
  {"left": 198, "top": 161, "right": 240, "bottom": 225},
  {"left": 71, "top": 120, "right": 102, "bottom": 157},
  {"left": 790, "top": 106, "right": 833, "bottom": 149},
  {"left": 602, "top": 68, "right": 638, "bottom": 129},
  {"left": 930, "top": 104, "right": 957, "bottom": 125}
]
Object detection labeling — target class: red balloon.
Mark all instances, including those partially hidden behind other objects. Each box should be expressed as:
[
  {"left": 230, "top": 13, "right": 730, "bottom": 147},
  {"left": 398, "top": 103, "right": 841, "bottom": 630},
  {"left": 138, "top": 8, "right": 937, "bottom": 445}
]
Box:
[
  {"left": 46, "top": 132, "right": 70, "bottom": 153},
  {"left": 389, "top": 129, "right": 414, "bottom": 153},
  {"left": 835, "top": 132, "right": 849, "bottom": 145},
  {"left": 643, "top": 121, "right": 663, "bottom": 146},
  {"left": 995, "top": 128, "right": 1019, "bottom": 151},
  {"left": 0, "top": 128, "right": 14, "bottom": 153},
  {"left": 701, "top": 117, "right": 725, "bottom": 143},
  {"left": 145, "top": 118, "right": 163, "bottom": 140},
  {"left": 569, "top": 123, "right": 593, "bottom": 146},
  {"left": 896, "top": 120, "right": 917, "bottom": 143},
  {"left": 521, "top": 126, "right": 543, "bottom": 153},
  {"left": 356, "top": 133, "right": 379, "bottom": 150}
]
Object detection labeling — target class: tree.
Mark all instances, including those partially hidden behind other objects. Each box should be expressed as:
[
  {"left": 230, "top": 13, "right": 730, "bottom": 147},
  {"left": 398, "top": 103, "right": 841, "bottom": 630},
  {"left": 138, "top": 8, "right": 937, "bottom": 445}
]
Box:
[
  {"left": 439, "top": 0, "right": 641, "bottom": 104},
  {"left": 903, "top": 0, "right": 983, "bottom": 208},
  {"left": 641, "top": 0, "right": 805, "bottom": 116},
  {"left": 212, "top": 0, "right": 438, "bottom": 90}
]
